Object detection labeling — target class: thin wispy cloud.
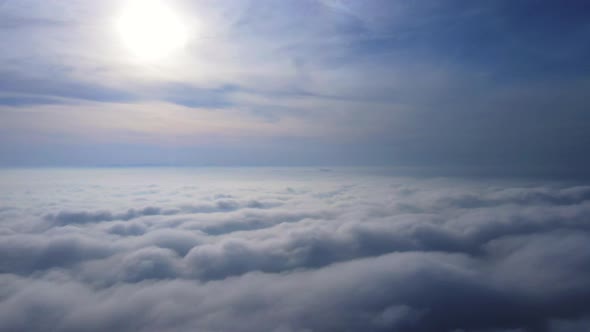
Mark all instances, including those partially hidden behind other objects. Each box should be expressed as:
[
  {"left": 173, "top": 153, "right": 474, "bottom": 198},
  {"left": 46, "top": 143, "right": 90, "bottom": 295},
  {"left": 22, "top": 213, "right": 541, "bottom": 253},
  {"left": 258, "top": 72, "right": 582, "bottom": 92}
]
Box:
[{"left": 0, "top": 0, "right": 588, "bottom": 172}]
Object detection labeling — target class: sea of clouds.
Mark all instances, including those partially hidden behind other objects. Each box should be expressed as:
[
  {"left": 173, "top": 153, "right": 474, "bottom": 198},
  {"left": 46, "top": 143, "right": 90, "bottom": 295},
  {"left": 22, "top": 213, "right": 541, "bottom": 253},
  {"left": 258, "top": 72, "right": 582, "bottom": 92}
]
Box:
[{"left": 0, "top": 167, "right": 589, "bottom": 332}]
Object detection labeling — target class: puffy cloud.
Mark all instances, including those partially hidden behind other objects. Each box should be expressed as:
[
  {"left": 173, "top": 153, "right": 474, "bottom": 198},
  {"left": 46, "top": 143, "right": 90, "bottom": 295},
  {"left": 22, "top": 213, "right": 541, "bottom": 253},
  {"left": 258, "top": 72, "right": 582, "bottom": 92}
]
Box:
[{"left": 0, "top": 168, "right": 589, "bottom": 331}]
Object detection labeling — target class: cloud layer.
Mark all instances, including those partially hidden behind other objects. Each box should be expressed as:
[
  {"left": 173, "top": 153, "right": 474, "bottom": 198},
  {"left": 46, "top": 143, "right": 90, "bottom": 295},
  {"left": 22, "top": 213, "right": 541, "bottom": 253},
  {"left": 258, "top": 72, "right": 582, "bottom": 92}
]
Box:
[{"left": 1, "top": 168, "right": 590, "bottom": 331}]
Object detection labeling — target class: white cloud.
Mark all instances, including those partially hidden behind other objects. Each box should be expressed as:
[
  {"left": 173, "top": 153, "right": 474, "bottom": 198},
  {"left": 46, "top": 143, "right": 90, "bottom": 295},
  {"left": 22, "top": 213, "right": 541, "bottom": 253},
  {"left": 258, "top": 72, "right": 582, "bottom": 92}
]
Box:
[{"left": 0, "top": 168, "right": 589, "bottom": 331}]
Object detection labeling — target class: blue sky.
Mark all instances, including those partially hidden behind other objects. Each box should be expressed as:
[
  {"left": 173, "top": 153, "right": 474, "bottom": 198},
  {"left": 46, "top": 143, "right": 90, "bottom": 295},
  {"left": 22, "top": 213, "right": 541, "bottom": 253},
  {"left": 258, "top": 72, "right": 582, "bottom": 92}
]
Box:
[{"left": 0, "top": 0, "right": 589, "bottom": 174}]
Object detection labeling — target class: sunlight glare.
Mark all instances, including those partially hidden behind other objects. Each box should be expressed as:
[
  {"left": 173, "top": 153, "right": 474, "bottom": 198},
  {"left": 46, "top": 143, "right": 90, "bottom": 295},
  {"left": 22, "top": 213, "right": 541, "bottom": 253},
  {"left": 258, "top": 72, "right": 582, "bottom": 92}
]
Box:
[{"left": 117, "top": 0, "right": 188, "bottom": 61}]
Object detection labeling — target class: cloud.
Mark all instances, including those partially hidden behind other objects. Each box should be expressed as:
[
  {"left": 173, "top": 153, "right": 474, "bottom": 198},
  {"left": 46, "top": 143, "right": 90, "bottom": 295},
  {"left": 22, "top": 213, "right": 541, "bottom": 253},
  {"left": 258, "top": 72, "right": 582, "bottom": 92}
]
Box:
[
  {"left": 44, "top": 199, "right": 279, "bottom": 226},
  {"left": 1, "top": 169, "right": 590, "bottom": 331},
  {"left": 0, "top": 234, "right": 115, "bottom": 274}
]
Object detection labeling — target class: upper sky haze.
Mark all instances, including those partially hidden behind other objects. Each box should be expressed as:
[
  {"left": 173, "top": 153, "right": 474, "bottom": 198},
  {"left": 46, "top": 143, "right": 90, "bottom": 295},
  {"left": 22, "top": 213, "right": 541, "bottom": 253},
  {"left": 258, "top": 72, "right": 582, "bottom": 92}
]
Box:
[{"left": 1, "top": 0, "right": 589, "bottom": 175}]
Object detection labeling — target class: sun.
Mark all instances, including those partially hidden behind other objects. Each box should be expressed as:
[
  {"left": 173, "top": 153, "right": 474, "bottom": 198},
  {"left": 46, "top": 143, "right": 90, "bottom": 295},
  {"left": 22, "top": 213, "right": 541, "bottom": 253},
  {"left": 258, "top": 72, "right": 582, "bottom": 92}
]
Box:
[{"left": 117, "top": 0, "right": 188, "bottom": 61}]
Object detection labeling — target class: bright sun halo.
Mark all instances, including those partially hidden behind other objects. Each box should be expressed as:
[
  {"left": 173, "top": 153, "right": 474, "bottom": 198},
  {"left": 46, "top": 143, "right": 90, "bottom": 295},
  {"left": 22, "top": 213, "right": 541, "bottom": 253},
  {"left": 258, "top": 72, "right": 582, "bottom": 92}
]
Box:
[{"left": 117, "top": 0, "right": 188, "bottom": 61}]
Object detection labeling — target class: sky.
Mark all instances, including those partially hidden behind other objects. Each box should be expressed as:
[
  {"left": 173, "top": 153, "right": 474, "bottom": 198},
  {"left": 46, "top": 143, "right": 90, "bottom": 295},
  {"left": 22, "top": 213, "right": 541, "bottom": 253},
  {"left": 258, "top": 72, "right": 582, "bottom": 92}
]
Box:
[{"left": 0, "top": 0, "right": 589, "bottom": 175}]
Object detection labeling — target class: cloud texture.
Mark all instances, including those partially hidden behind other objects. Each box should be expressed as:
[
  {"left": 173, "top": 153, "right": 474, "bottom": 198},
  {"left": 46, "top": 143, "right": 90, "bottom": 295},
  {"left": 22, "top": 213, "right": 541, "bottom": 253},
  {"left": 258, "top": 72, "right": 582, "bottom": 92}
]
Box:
[{"left": 0, "top": 168, "right": 589, "bottom": 331}]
